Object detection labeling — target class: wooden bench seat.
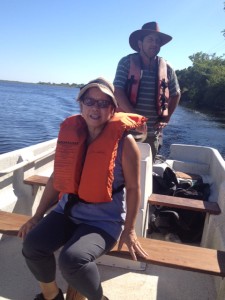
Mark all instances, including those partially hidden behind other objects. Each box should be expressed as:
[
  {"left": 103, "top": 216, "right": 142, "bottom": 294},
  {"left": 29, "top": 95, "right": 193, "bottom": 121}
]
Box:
[
  {"left": 148, "top": 193, "right": 221, "bottom": 215},
  {"left": 24, "top": 175, "right": 221, "bottom": 215},
  {"left": 0, "top": 211, "right": 29, "bottom": 235},
  {"left": 109, "top": 236, "right": 225, "bottom": 277},
  {"left": 1, "top": 210, "right": 225, "bottom": 277},
  {"left": 24, "top": 175, "right": 49, "bottom": 186}
]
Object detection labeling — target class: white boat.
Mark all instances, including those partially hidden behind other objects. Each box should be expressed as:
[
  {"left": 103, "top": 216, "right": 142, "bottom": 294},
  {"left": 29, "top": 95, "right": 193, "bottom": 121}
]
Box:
[{"left": 0, "top": 139, "right": 225, "bottom": 300}]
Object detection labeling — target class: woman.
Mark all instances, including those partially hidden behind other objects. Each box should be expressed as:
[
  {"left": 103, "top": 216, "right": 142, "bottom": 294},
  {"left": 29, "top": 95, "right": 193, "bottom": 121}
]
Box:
[{"left": 18, "top": 77, "right": 148, "bottom": 300}]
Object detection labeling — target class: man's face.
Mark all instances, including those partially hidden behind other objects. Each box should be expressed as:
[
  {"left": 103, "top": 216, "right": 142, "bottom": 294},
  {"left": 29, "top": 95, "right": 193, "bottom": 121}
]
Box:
[{"left": 138, "top": 33, "right": 161, "bottom": 59}]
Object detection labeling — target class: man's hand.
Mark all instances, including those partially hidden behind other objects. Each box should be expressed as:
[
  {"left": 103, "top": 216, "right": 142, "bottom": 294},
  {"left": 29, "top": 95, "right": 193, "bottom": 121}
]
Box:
[{"left": 154, "top": 116, "right": 170, "bottom": 130}]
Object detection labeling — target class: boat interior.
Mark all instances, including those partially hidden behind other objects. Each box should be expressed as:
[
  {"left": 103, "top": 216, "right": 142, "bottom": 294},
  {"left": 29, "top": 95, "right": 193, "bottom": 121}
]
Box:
[{"left": 0, "top": 139, "right": 225, "bottom": 300}]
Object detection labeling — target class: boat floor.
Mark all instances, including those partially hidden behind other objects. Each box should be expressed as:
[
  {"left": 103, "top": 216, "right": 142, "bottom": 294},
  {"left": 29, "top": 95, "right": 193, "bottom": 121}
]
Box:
[{"left": 0, "top": 235, "right": 216, "bottom": 300}]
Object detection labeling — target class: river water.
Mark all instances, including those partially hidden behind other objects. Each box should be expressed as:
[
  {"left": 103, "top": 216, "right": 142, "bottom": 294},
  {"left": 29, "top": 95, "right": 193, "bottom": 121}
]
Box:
[
  {"left": 161, "top": 105, "right": 225, "bottom": 159},
  {"left": 1, "top": 80, "right": 225, "bottom": 159}
]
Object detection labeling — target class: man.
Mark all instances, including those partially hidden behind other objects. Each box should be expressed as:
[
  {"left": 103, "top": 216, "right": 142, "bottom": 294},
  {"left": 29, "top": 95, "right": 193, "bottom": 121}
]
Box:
[{"left": 114, "top": 22, "right": 181, "bottom": 160}]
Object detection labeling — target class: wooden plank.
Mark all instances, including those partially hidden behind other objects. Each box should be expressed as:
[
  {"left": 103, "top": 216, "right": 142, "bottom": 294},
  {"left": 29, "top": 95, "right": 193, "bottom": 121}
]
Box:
[
  {"left": 24, "top": 175, "right": 221, "bottom": 215},
  {"left": 148, "top": 193, "right": 221, "bottom": 215},
  {"left": 0, "top": 211, "right": 30, "bottom": 235},
  {"left": 24, "top": 175, "right": 49, "bottom": 186},
  {"left": 1, "top": 211, "right": 225, "bottom": 277},
  {"left": 109, "top": 237, "right": 225, "bottom": 277}
]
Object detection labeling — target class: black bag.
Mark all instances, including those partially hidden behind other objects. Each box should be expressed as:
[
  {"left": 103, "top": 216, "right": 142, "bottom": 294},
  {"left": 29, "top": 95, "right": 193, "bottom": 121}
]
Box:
[
  {"left": 153, "top": 167, "right": 178, "bottom": 195},
  {"left": 149, "top": 167, "right": 210, "bottom": 243}
]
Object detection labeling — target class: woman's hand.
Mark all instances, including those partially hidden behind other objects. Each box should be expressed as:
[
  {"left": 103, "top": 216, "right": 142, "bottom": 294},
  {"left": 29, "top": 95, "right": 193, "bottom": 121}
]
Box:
[
  {"left": 118, "top": 228, "right": 148, "bottom": 261},
  {"left": 17, "top": 173, "right": 58, "bottom": 240},
  {"left": 18, "top": 214, "right": 43, "bottom": 239}
]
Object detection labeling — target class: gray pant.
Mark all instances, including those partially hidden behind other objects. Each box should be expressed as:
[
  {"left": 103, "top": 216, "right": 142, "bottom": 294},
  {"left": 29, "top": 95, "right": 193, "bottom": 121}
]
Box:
[
  {"left": 22, "top": 211, "right": 116, "bottom": 300},
  {"left": 144, "top": 134, "right": 160, "bottom": 162}
]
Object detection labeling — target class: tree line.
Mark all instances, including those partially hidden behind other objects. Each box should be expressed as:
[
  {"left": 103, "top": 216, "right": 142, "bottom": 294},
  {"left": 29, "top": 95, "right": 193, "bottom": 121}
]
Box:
[
  {"left": 38, "top": 82, "right": 84, "bottom": 88},
  {"left": 177, "top": 3, "right": 225, "bottom": 112},
  {"left": 176, "top": 52, "right": 225, "bottom": 111}
]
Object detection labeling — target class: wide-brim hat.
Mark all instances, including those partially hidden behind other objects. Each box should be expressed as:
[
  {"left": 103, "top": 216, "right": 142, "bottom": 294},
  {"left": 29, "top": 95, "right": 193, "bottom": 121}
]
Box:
[
  {"left": 77, "top": 77, "right": 118, "bottom": 108},
  {"left": 129, "top": 22, "right": 172, "bottom": 52}
]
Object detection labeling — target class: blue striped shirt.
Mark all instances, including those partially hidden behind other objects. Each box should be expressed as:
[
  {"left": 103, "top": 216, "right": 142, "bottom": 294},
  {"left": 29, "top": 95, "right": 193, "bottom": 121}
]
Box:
[{"left": 113, "top": 54, "right": 180, "bottom": 135}]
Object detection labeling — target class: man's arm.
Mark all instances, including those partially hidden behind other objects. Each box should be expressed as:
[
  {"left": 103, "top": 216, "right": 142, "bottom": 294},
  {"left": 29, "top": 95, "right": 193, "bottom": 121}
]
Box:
[
  {"left": 114, "top": 55, "right": 137, "bottom": 113},
  {"left": 157, "top": 64, "right": 181, "bottom": 125},
  {"left": 155, "top": 91, "right": 180, "bottom": 130},
  {"left": 114, "top": 87, "right": 136, "bottom": 113},
  {"left": 166, "top": 91, "right": 181, "bottom": 121}
]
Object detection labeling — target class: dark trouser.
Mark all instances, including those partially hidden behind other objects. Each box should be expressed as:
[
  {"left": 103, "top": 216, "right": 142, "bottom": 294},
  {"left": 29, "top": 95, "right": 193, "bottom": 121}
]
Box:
[{"left": 22, "top": 211, "right": 116, "bottom": 300}]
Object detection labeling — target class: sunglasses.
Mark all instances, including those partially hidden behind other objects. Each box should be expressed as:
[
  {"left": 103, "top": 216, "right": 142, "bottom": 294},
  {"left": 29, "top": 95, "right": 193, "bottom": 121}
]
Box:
[{"left": 82, "top": 97, "right": 112, "bottom": 109}]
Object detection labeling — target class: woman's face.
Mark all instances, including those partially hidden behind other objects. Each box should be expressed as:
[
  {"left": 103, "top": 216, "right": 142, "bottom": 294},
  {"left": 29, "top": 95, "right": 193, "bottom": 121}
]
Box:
[{"left": 80, "top": 87, "right": 115, "bottom": 130}]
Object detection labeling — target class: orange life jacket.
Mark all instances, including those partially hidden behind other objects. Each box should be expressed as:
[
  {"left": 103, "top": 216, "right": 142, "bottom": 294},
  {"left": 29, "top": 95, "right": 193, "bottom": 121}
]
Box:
[
  {"left": 53, "top": 112, "right": 147, "bottom": 203},
  {"left": 127, "top": 53, "right": 169, "bottom": 117}
]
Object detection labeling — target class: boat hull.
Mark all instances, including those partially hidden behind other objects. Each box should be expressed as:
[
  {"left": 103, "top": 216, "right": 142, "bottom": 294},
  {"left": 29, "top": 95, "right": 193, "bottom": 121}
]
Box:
[{"left": 1, "top": 141, "right": 225, "bottom": 299}]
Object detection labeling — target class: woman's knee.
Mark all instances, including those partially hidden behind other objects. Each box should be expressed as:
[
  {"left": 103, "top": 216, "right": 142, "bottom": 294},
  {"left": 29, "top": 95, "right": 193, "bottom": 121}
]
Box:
[
  {"left": 22, "top": 231, "right": 40, "bottom": 259},
  {"left": 59, "top": 246, "right": 92, "bottom": 279},
  {"left": 22, "top": 229, "right": 53, "bottom": 260}
]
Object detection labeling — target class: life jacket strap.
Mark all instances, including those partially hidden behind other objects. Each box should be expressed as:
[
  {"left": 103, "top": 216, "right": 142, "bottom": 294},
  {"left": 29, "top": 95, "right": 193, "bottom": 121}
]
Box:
[{"left": 64, "top": 185, "right": 125, "bottom": 215}]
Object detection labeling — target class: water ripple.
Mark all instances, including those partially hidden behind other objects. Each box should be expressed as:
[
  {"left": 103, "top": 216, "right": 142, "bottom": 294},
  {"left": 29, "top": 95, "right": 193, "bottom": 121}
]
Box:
[{"left": 0, "top": 81, "right": 225, "bottom": 160}]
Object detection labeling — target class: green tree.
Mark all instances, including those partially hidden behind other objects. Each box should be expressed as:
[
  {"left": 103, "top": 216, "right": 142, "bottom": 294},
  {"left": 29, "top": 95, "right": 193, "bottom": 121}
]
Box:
[{"left": 177, "top": 52, "right": 225, "bottom": 110}]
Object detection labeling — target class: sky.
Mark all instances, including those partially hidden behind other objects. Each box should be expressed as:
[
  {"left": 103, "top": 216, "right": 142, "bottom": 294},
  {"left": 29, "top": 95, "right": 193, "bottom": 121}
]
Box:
[{"left": 0, "top": 0, "right": 224, "bottom": 84}]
